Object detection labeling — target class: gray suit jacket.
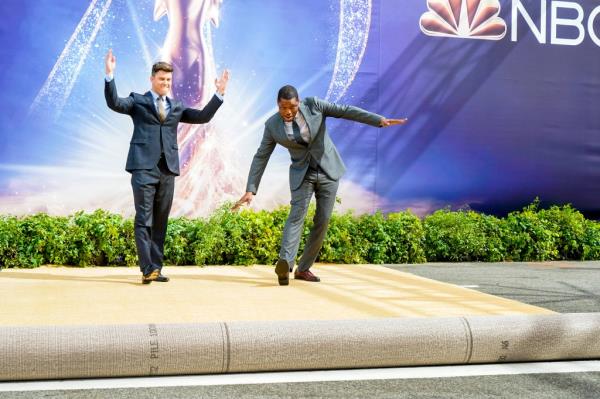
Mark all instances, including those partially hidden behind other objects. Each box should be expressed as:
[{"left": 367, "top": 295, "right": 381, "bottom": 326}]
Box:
[
  {"left": 104, "top": 79, "right": 223, "bottom": 175},
  {"left": 246, "top": 97, "right": 383, "bottom": 193}
]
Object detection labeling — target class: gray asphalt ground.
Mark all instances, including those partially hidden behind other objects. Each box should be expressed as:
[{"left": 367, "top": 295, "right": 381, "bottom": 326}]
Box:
[
  {"left": 388, "top": 261, "right": 600, "bottom": 313},
  {"left": 2, "top": 261, "right": 599, "bottom": 398},
  {"left": 2, "top": 372, "right": 600, "bottom": 399}
]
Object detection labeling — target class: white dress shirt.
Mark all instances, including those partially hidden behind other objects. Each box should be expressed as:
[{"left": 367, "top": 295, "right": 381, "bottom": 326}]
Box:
[{"left": 284, "top": 111, "right": 310, "bottom": 143}]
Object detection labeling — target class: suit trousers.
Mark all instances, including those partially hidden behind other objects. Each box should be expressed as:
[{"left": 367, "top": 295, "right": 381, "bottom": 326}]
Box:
[
  {"left": 279, "top": 167, "right": 339, "bottom": 272},
  {"left": 131, "top": 156, "right": 175, "bottom": 275}
]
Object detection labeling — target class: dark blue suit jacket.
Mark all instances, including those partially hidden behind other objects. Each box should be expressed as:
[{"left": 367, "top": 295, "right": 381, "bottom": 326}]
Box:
[{"left": 104, "top": 79, "right": 223, "bottom": 175}]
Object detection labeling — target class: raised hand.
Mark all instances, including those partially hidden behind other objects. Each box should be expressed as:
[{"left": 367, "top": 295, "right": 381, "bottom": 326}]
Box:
[
  {"left": 215, "top": 69, "right": 230, "bottom": 96},
  {"left": 231, "top": 192, "right": 254, "bottom": 212},
  {"left": 380, "top": 117, "right": 408, "bottom": 127},
  {"left": 105, "top": 49, "right": 116, "bottom": 75}
]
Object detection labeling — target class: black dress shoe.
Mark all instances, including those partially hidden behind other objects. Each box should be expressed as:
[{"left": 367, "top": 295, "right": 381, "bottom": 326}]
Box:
[
  {"left": 154, "top": 273, "right": 170, "bottom": 282},
  {"left": 274, "top": 259, "right": 290, "bottom": 286}
]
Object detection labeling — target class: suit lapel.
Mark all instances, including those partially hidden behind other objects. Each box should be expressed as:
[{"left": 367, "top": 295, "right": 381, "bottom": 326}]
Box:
[
  {"left": 275, "top": 117, "right": 289, "bottom": 143},
  {"left": 164, "top": 97, "right": 177, "bottom": 123},
  {"left": 144, "top": 92, "right": 161, "bottom": 121},
  {"left": 274, "top": 116, "right": 304, "bottom": 149},
  {"left": 298, "top": 102, "right": 315, "bottom": 142}
]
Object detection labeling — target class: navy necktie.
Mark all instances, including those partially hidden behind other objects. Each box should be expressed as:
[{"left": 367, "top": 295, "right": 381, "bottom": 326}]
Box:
[{"left": 292, "top": 120, "right": 307, "bottom": 146}]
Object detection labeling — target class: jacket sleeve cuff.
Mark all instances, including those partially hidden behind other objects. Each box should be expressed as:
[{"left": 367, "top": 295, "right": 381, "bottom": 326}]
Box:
[{"left": 246, "top": 184, "right": 257, "bottom": 195}]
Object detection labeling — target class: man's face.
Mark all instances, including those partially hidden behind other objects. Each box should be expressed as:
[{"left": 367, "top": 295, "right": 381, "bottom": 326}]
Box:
[
  {"left": 277, "top": 98, "right": 300, "bottom": 122},
  {"left": 150, "top": 70, "right": 172, "bottom": 96}
]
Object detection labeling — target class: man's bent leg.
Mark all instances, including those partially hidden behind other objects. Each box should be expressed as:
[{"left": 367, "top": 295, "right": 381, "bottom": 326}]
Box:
[
  {"left": 296, "top": 173, "right": 339, "bottom": 274},
  {"left": 278, "top": 173, "right": 315, "bottom": 269}
]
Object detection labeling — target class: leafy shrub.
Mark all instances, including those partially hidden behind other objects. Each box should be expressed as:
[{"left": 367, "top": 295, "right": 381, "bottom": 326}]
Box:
[
  {"left": 1, "top": 201, "right": 599, "bottom": 267},
  {"left": 503, "top": 202, "right": 559, "bottom": 261},
  {"left": 424, "top": 209, "right": 505, "bottom": 262}
]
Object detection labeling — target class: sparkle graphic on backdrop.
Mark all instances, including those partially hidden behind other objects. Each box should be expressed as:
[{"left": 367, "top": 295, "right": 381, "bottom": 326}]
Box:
[{"left": 1, "top": 0, "right": 382, "bottom": 217}]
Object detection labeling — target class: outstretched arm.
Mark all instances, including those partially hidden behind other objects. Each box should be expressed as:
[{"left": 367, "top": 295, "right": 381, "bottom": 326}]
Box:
[
  {"left": 180, "top": 95, "right": 223, "bottom": 124},
  {"left": 313, "top": 97, "right": 407, "bottom": 128},
  {"left": 103, "top": 49, "right": 134, "bottom": 114},
  {"left": 232, "top": 125, "right": 276, "bottom": 210},
  {"left": 180, "top": 69, "right": 229, "bottom": 124}
]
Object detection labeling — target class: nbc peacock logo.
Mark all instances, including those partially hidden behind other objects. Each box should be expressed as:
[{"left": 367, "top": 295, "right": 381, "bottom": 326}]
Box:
[{"left": 420, "top": 0, "right": 507, "bottom": 40}]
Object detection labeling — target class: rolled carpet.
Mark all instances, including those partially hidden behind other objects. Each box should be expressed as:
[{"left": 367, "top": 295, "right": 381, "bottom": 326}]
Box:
[{"left": 1, "top": 313, "right": 599, "bottom": 381}]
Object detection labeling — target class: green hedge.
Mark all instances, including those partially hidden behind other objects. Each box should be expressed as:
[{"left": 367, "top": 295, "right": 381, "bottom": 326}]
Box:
[{"left": 1, "top": 202, "right": 599, "bottom": 268}]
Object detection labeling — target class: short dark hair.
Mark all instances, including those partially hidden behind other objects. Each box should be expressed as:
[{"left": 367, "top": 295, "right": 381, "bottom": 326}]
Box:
[
  {"left": 152, "top": 61, "right": 173, "bottom": 76},
  {"left": 277, "top": 85, "right": 299, "bottom": 102}
]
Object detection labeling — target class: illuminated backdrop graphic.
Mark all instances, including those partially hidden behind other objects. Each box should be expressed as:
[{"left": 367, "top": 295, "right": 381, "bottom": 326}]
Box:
[{"left": 1, "top": 0, "right": 599, "bottom": 217}]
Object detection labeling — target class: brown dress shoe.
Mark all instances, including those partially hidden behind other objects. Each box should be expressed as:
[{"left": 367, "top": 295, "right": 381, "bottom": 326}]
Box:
[
  {"left": 274, "top": 259, "right": 290, "bottom": 286},
  {"left": 142, "top": 269, "right": 159, "bottom": 284},
  {"left": 294, "top": 270, "right": 320, "bottom": 282},
  {"left": 154, "top": 273, "right": 170, "bottom": 282}
]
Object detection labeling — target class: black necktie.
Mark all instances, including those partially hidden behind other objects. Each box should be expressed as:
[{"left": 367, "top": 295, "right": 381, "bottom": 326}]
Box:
[{"left": 292, "top": 120, "right": 307, "bottom": 146}]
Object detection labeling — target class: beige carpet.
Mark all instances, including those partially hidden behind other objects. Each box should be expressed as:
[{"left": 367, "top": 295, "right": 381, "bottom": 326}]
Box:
[
  {"left": 0, "top": 264, "right": 553, "bottom": 326},
  {"left": 3, "top": 265, "right": 597, "bottom": 382},
  {"left": 1, "top": 314, "right": 599, "bottom": 381}
]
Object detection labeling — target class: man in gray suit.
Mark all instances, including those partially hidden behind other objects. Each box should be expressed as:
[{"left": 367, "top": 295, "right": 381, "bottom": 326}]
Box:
[
  {"left": 235, "top": 85, "right": 406, "bottom": 285},
  {"left": 104, "top": 49, "right": 229, "bottom": 284}
]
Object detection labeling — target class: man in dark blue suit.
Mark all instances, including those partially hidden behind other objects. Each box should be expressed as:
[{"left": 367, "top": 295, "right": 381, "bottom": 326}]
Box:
[{"left": 104, "top": 49, "right": 229, "bottom": 284}]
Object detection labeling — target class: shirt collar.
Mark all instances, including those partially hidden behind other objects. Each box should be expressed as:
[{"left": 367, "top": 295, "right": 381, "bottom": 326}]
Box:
[
  {"left": 150, "top": 90, "right": 169, "bottom": 102},
  {"left": 284, "top": 112, "right": 304, "bottom": 125}
]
